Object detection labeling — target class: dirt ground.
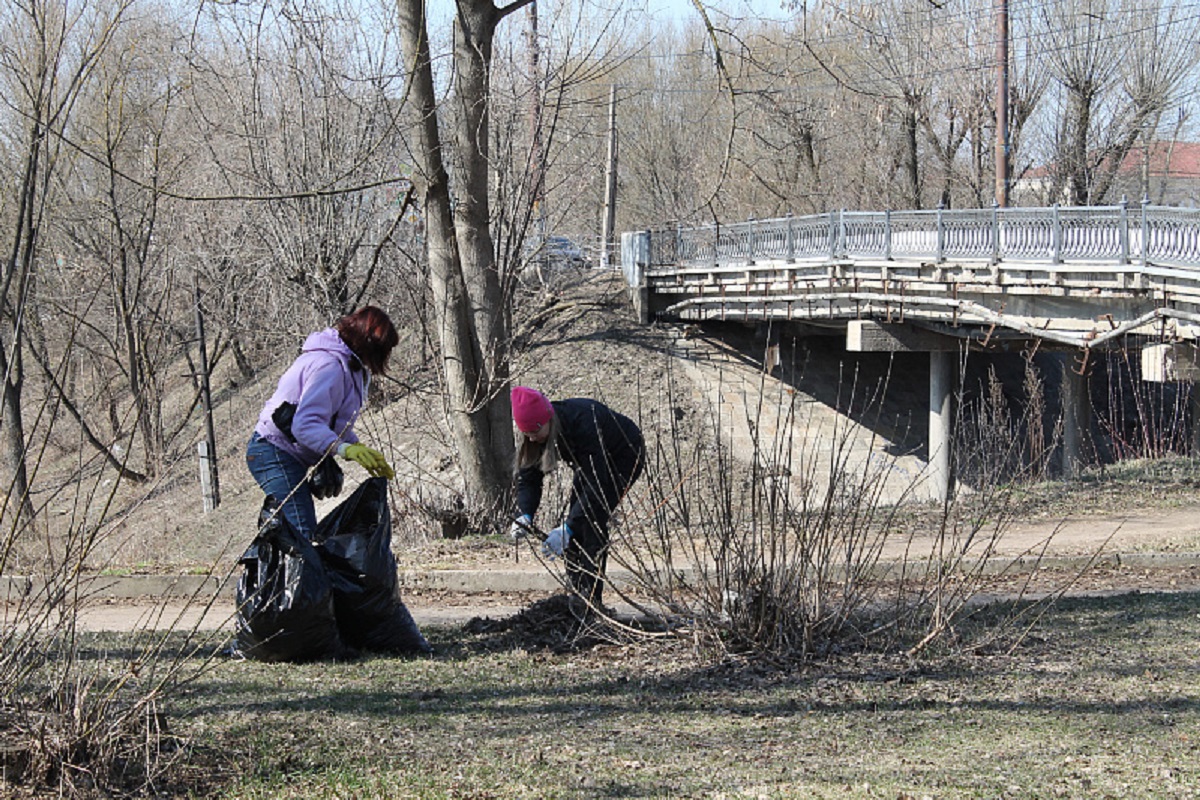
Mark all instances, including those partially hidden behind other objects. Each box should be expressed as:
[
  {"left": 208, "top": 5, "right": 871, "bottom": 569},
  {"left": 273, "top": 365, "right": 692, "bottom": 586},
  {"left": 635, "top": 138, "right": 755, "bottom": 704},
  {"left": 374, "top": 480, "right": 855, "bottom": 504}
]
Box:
[
  {"left": 19, "top": 271, "right": 1200, "bottom": 634},
  {"left": 59, "top": 497, "right": 1200, "bottom": 634},
  {"left": 69, "top": 590, "right": 542, "bottom": 634}
]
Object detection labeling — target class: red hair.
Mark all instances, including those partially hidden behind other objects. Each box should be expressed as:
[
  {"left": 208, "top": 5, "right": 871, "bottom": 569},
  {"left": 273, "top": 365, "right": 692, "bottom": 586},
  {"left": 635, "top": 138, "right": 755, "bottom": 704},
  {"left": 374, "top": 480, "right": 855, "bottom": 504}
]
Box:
[{"left": 335, "top": 306, "right": 399, "bottom": 375}]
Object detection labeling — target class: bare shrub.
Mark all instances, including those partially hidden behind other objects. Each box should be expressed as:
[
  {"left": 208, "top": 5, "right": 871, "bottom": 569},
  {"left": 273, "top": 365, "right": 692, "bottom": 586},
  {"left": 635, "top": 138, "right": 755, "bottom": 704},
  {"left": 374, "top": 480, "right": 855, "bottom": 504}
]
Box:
[
  {"left": 1097, "top": 347, "right": 1192, "bottom": 461},
  {"left": 602, "top": 352, "right": 1076, "bottom": 664},
  {"left": 2, "top": 582, "right": 226, "bottom": 797},
  {"left": 2, "top": 428, "right": 230, "bottom": 796},
  {"left": 955, "top": 354, "right": 1060, "bottom": 488}
]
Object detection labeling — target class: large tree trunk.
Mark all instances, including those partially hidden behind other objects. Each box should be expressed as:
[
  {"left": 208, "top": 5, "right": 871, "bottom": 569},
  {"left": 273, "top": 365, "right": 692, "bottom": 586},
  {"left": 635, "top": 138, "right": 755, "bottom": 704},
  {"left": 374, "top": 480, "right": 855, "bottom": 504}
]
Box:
[
  {"left": 397, "top": 0, "right": 517, "bottom": 513},
  {"left": 451, "top": 0, "right": 516, "bottom": 503},
  {"left": 1066, "top": 86, "right": 1093, "bottom": 205},
  {"left": 0, "top": 127, "right": 42, "bottom": 532},
  {"left": 0, "top": 334, "right": 34, "bottom": 529},
  {"left": 901, "top": 100, "right": 921, "bottom": 209}
]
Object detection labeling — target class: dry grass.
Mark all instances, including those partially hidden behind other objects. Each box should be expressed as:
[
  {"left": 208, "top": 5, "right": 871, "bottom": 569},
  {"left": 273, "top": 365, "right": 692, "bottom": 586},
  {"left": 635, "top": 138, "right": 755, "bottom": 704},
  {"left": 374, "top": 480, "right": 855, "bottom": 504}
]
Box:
[
  {"left": 8, "top": 269, "right": 1200, "bottom": 797},
  {"left": 44, "top": 588, "right": 1198, "bottom": 799}
]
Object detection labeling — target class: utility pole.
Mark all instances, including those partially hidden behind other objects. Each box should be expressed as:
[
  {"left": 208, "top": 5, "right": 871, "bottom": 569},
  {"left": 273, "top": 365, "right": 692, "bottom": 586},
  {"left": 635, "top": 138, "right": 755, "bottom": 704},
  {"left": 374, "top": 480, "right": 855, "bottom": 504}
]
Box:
[
  {"left": 527, "top": 2, "right": 546, "bottom": 245},
  {"left": 600, "top": 84, "right": 618, "bottom": 269},
  {"left": 995, "top": 0, "right": 1009, "bottom": 207},
  {"left": 193, "top": 274, "right": 220, "bottom": 512}
]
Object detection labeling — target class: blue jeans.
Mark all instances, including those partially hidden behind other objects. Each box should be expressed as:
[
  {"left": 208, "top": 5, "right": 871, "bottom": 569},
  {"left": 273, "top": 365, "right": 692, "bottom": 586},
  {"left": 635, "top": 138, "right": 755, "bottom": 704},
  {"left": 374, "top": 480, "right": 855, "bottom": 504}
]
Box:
[{"left": 245, "top": 433, "right": 317, "bottom": 538}]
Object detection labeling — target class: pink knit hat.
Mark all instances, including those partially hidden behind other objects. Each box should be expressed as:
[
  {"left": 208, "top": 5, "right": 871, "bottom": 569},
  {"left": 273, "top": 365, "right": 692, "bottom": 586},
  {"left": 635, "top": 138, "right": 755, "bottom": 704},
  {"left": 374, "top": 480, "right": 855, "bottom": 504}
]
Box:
[{"left": 511, "top": 386, "right": 554, "bottom": 433}]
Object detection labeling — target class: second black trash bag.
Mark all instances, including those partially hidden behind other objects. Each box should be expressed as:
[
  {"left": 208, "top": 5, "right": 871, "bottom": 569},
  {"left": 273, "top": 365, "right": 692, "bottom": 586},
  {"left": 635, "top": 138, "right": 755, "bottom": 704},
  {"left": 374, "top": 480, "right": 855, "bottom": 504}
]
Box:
[
  {"left": 235, "top": 497, "right": 346, "bottom": 662},
  {"left": 314, "top": 477, "right": 433, "bottom": 655}
]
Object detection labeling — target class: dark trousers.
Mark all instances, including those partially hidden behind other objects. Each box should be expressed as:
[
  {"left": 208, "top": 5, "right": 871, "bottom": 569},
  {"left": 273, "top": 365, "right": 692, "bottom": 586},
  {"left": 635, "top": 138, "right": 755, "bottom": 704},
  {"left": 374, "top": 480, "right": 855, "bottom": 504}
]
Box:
[{"left": 565, "top": 451, "right": 644, "bottom": 609}]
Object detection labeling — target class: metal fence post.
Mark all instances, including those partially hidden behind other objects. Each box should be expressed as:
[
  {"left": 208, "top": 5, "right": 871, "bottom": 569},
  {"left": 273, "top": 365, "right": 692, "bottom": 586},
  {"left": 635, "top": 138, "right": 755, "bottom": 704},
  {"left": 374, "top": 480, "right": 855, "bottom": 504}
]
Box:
[
  {"left": 1141, "top": 195, "right": 1150, "bottom": 266},
  {"left": 1052, "top": 203, "right": 1062, "bottom": 264},
  {"left": 884, "top": 209, "right": 892, "bottom": 260},
  {"left": 838, "top": 208, "right": 846, "bottom": 259},
  {"left": 936, "top": 202, "right": 945, "bottom": 262},
  {"left": 785, "top": 213, "right": 795, "bottom": 262},
  {"left": 1119, "top": 196, "right": 1129, "bottom": 265},
  {"left": 748, "top": 217, "right": 757, "bottom": 264},
  {"left": 829, "top": 211, "right": 837, "bottom": 260}
]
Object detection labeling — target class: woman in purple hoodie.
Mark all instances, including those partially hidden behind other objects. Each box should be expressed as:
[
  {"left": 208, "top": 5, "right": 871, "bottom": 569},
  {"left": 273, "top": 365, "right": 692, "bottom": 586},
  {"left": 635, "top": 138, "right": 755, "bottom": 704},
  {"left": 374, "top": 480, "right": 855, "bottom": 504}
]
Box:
[{"left": 246, "top": 306, "right": 399, "bottom": 538}]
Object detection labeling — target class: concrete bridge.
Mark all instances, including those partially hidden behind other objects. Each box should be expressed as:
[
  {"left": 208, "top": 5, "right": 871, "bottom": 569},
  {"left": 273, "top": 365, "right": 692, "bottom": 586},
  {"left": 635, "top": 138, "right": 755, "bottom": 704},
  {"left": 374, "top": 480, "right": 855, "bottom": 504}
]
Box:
[{"left": 621, "top": 202, "right": 1200, "bottom": 502}]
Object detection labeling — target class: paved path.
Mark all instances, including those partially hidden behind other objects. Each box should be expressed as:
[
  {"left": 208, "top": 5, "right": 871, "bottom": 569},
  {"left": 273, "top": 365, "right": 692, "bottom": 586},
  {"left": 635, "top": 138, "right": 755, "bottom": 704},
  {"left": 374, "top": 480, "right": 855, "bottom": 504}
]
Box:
[{"left": 7, "top": 497, "right": 1200, "bottom": 633}]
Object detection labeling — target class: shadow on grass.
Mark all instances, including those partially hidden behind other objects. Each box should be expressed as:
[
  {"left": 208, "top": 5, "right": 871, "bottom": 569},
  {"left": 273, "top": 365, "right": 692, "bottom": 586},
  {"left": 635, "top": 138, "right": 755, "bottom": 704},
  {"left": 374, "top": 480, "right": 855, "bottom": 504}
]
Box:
[
  {"left": 129, "top": 589, "right": 1200, "bottom": 797},
  {"left": 167, "top": 589, "right": 1200, "bottom": 717}
]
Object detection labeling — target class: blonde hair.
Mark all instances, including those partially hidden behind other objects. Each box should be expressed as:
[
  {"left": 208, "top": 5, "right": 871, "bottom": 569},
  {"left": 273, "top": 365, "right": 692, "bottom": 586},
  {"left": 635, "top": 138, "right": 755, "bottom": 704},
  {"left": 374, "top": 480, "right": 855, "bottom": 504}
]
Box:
[{"left": 515, "top": 413, "right": 560, "bottom": 473}]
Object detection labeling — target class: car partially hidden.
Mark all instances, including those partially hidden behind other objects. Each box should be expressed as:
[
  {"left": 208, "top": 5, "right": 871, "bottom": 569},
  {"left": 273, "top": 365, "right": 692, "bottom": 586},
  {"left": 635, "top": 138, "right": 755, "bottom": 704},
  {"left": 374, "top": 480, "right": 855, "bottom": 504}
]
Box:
[{"left": 527, "top": 235, "right": 586, "bottom": 267}]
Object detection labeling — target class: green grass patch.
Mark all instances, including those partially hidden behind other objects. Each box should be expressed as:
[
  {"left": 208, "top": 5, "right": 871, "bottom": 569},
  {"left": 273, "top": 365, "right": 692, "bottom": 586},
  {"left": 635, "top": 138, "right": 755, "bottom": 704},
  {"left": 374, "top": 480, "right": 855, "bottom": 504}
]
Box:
[{"left": 58, "top": 590, "right": 1198, "bottom": 799}]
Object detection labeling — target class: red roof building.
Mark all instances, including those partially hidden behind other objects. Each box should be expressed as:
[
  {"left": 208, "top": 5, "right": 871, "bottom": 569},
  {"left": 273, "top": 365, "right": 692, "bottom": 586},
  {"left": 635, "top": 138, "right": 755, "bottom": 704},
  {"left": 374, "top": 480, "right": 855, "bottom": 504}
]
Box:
[{"left": 1013, "top": 141, "right": 1200, "bottom": 207}]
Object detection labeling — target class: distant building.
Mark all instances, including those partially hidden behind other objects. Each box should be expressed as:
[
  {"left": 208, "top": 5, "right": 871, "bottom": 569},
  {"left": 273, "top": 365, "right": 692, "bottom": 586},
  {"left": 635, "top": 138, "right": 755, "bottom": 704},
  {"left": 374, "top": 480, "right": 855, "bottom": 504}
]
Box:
[{"left": 1012, "top": 141, "right": 1200, "bottom": 208}]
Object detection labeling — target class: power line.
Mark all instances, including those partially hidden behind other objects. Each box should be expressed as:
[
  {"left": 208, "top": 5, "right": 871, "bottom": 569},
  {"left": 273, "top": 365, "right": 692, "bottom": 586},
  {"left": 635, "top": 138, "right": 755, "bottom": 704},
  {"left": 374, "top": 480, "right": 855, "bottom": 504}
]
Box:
[
  {"left": 583, "top": 5, "right": 1200, "bottom": 99},
  {"left": 575, "top": 1, "right": 1200, "bottom": 70}
]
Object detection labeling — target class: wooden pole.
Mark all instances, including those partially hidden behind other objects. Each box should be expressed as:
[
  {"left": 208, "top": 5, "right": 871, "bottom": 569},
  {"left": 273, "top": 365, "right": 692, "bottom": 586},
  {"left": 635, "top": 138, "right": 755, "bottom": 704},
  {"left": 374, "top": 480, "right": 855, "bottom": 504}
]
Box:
[
  {"left": 600, "top": 84, "right": 618, "bottom": 269},
  {"left": 194, "top": 274, "right": 220, "bottom": 511},
  {"left": 527, "top": 2, "right": 546, "bottom": 243},
  {"left": 995, "top": 0, "right": 1009, "bottom": 207}
]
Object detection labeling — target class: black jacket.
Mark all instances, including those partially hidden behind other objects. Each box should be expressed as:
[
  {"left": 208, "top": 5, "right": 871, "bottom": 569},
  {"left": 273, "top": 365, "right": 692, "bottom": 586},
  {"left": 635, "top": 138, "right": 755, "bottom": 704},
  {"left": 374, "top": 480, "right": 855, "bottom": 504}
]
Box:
[{"left": 515, "top": 399, "right": 644, "bottom": 534}]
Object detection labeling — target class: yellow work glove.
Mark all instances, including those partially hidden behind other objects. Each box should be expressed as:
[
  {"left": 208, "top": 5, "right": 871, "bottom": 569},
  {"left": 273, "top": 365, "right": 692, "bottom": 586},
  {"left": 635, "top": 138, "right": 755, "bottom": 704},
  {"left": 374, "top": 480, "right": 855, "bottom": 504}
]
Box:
[{"left": 340, "top": 443, "right": 395, "bottom": 480}]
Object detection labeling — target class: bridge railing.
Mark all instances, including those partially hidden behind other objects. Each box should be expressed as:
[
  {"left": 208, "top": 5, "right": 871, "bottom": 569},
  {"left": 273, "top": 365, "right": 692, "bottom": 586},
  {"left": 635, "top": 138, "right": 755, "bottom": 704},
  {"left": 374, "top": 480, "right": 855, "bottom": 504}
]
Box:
[{"left": 646, "top": 201, "right": 1200, "bottom": 269}]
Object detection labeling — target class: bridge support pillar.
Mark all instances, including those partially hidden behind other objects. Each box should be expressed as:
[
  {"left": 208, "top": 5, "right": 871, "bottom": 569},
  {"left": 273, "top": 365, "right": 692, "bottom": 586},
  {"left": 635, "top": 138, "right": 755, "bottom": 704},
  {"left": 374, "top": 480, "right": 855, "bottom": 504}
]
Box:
[
  {"left": 1060, "top": 357, "right": 1091, "bottom": 479},
  {"left": 929, "top": 351, "right": 953, "bottom": 503},
  {"left": 632, "top": 284, "right": 651, "bottom": 325},
  {"left": 756, "top": 323, "right": 781, "bottom": 374},
  {"left": 621, "top": 231, "right": 652, "bottom": 324}
]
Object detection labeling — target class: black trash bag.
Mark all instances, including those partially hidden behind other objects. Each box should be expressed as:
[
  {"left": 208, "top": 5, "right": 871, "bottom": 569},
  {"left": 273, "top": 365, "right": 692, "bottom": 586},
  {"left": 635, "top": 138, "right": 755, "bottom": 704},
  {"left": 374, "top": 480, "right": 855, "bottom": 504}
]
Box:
[
  {"left": 235, "top": 496, "right": 347, "bottom": 662},
  {"left": 314, "top": 477, "right": 432, "bottom": 655}
]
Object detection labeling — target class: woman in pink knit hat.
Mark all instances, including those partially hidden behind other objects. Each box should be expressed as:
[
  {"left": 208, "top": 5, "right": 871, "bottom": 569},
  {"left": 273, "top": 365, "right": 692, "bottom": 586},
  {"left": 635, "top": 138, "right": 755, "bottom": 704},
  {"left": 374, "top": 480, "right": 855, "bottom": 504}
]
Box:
[{"left": 509, "top": 386, "right": 644, "bottom": 613}]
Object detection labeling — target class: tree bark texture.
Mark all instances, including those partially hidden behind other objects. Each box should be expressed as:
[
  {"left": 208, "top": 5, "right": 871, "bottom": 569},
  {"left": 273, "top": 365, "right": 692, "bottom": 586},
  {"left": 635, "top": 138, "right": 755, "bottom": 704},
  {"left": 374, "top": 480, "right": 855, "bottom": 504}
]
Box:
[{"left": 398, "top": 0, "right": 515, "bottom": 512}]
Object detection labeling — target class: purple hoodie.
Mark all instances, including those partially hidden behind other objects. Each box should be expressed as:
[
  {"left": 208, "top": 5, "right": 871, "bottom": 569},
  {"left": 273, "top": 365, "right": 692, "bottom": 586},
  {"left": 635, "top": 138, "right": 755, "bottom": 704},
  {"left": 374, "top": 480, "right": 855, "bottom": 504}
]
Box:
[{"left": 254, "top": 328, "right": 367, "bottom": 465}]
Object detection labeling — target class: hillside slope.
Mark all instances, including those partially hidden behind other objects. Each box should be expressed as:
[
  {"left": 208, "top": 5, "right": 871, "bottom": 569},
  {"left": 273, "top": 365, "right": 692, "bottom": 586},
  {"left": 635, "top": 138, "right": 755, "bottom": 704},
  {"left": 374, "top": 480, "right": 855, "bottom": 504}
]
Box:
[
  {"left": 48, "top": 269, "right": 951, "bottom": 575},
  {"left": 59, "top": 271, "right": 699, "bottom": 573}
]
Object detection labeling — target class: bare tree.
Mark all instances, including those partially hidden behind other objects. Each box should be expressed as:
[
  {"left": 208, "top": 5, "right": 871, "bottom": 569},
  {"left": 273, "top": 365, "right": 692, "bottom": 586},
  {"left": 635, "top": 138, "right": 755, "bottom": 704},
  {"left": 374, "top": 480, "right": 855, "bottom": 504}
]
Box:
[
  {"left": 186, "top": 0, "right": 413, "bottom": 325},
  {"left": 736, "top": 26, "right": 830, "bottom": 216},
  {"left": 614, "top": 24, "right": 733, "bottom": 227},
  {"left": 397, "top": 0, "right": 532, "bottom": 511},
  {"left": 800, "top": 0, "right": 944, "bottom": 209},
  {"left": 0, "top": 0, "right": 133, "bottom": 527},
  {"left": 124, "top": 0, "right": 435, "bottom": 437},
  {"left": 49, "top": 12, "right": 192, "bottom": 477},
  {"left": 914, "top": 1, "right": 996, "bottom": 209},
  {"left": 488, "top": 2, "right": 640, "bottom": 272},
  {"left": 1095, "top": 0, "right": 1200, "bottom": 202},
  {"left": 1035, "top": 0, "right": 1199, "bottom": 205},
  {"left": 1039, "top": 0, "right": 1127, "bottom": 203}
]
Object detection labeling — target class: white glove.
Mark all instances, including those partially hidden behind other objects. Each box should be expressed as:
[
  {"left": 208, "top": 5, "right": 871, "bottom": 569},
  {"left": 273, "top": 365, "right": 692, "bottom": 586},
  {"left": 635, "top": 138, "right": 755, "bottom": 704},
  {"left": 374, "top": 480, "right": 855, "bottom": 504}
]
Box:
[
  {"left": 542, "top": 523, "right": 572, "bottom": 559},
  {"left": 509, "top": 514, "right": 533, "bottom": 541}
]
